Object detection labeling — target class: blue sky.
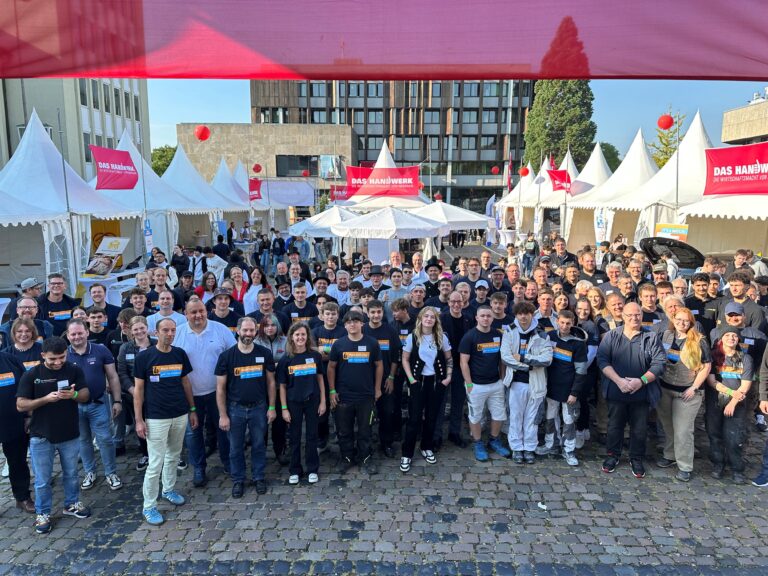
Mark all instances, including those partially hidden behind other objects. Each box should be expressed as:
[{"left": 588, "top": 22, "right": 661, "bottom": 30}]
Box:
[{"left": 148, "top": 79, "right": 768, "bottom": 158}]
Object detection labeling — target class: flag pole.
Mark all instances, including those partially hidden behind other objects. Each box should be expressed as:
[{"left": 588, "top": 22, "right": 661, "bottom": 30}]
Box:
[{"left": 56, "top": 108, "right": 80, "bottom": 294}]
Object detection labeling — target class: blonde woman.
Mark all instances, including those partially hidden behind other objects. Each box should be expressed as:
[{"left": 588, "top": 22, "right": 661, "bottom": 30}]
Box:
[
  {"left": 399, "top": 307, "right": 452, "bottom": 472},
  {"left": 656, "top": 307, "right": 711, "bottom": 482}
]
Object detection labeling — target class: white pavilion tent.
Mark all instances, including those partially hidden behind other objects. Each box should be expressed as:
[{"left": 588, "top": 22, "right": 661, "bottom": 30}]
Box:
[
  {"left": 412, "top": 200, "right": 494, "bottom": 230},
  {"left": 679, "top": 195, "right": 768, "bottom": 254},
  {"left": 288, "top": 205, "right": 358, "bottom": 237},
  {"left": 559, "top": 143, "right": 613, "bottom": 242},
  {"left": 331, "top": 207, "right": 449, "bottom": 239},
  {"left": 567, "top": 129, "right": 658, "bottom": 249},
  {"left": 347, "top": 192, "right": 432, "bottom": 212}
]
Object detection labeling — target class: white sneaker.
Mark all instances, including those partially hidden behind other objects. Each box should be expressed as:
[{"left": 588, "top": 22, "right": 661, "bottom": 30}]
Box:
[
  {"left": 106, "top": 473, "right": 122, "bottom": 491},
  {"left": 288, "top": 474, "right": 300, "bottom": 485},
  {"left": 399, "top": 457, "right": 411, "bottom": 473},
  {"left": 80, "top": 471, "right": 96, "bottom": 491},
  {"left": 574, "top": 431, "right": 585, "bottom": 450},
  {"left": 308, "top": 473, "right": 319, "bottom": 484},
  {"left": 563, "top": 450, "right": 579, "bottom": 466},
  {"left": 421, "top": 449, "right": 437, "bottom": 464},
  {"left": 1, "top": 461, "right": 8, "bottom": 478}
]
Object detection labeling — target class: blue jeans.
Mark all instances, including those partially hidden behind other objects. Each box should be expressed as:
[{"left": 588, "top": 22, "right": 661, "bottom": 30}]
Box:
[
  {"left": 314, "top": 242, "right": 327, "bottom": 264},
  {"left": 522, "top": 254, "right": 534, "bottom": 277},
  {"left": 228, "top": 402, "right": 267, "bottom": 483},
  {"left": 260, "top": 250, "right": 270, "bottom": 271},
  {"left": 79, "top": 400, "right": 117, "bottom": 476},
  {"left": 758, "top": 438, "right": 768, "bottom": 480},
  {"left": 185, "top": 391, "right": 230, "bottom": 474},
  {"left": 270, "top": 253, "right": 283, "bottom": 276},
  {"left": 29, "top": 436, "right": 80, "bottom": 515}
]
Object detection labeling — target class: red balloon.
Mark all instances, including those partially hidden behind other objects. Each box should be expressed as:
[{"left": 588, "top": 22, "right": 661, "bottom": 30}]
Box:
[
  {"left": 491, "top": 165, "right": 500, "bottom": 175},
  {"left": 418, "top": 181, "right": 425, "bottom": 190},
  {"left": 194, "top": 125, "right": 211, "bottom": 141},
  {"left": 518, "top": 167, "right": 530, "bottom": 177},
  {"left": 434, "top": 192, "right": 443, "bottom": 201},
  {"left": 252, "top": 163, "right": 262, "bottom": 173},
  {"left": 301, "top": 169, "right": 310, "bottom": 177},
  {"left": 657, "top": 114, "right": 674, "bottom": 130}
]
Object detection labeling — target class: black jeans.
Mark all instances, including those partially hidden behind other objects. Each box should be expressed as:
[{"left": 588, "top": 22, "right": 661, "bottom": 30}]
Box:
[
  {"left": 267, "top": 403, "right": 287, "bottom": 457},
  {"left": 577, "top": 364, "right": 599, "bottom": 432},
  {"left": 606, "top": 401, "right": 648, "bottom": 460},
  {"left": 2, "top": 434, "right": 30, "bottom": 502},
  {"left": 318, "top": 371, "right": 331, "bottom": 446},
  {"left": 288, "top": 395, "right": 320, "bottom": 476},
  {"left": 334, "top": 398, "right": 375, "bottom": 463},
  {"left": 705, "top": 389, "right": 747, "bottom": 472},
  {"left": 403, "top": 376, "right": 445, "bottom": 459},
  {"left": 393, "top": 371, "right": 405, "bottom": 440},
  {"left": 434, "top": 367, "right": 464, "bottom": 443},
  {"left": 186, "top": 391, "right": 230, "bottom": 473}
]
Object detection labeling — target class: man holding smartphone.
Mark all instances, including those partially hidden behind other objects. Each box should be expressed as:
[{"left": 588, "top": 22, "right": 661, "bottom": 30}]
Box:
[{"left": 16, "top": 337, "right": 91, "bottom": 535}]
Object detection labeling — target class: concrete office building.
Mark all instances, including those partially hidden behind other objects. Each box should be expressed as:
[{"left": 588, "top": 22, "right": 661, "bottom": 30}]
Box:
[
  {"left": 722, "top": 87, "right": 768, "bottom": 145},
  {"left": 0, "top": 78, "right": 150, "bottom": 179},
  {"left": 250, "top": 80, "right": 534, "bottom": 212}
]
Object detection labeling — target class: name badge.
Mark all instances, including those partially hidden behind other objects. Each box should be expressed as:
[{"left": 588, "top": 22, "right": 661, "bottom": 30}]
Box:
[
  {"left": 126, "top": 354, "right": 135, "bottom": 361},
  {"left": 745, "top": 338, "right": 755, "bottom": 345},
  {"left": 692, "top": 310, "right": 699, "bottom": 315},
  {"left": 150, "top": 375, "right": 160, "bottom": 382},
  {"left": 358, "top": 345, "right": 367, "bottom": 352},
  {"left": 306, "top": 357, "right": 315, "bottom": 363},
  {"left": 255, "top": 357, "right": 265, "bottom": 363},
  {"left": 400, "top": 330, "right": 408, "bottom": 334},
  {"left": 493, "top": 337, "right": 500, "bottom": 343},
  {"left": 57, "top": 380, "right": 70, "bottom": 390},
  {"left": 291, "top": 313, "right": 298, "bottom": 318}
]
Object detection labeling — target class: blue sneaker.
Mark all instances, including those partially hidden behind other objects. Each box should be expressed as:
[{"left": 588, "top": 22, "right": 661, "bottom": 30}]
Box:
[
  {"left": 488, "top": 437, "right": 511, "bottom": 458},
  {"left": 161, "top": 490, "right": 186, "bottom": 506},
  {"left": 752, "top": 474, "right": 768, "bottom": 487},
  {"left": 142, "top": 507, "right": 164, "bottom": 525},
  {"left": 474, "top": 440, "right": 489, "bottom": 462}
]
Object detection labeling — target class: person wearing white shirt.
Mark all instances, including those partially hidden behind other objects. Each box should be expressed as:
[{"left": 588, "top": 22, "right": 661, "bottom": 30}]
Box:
[
  {"left": 147, "top": 290, "right": 187, "bottom": 336},
  {"left": 289, "top": 263, "right": 314, "bottom": 298},
  {"left": 411, "top": 252, "right": 427, "bottom": 285},
  {"left": 326, "top": 271, "right": 351, "bottom": 307},
  {"left": 203, "top": 247, "right": 228, "bottom": 284},
  {"left": 188, "top": 247, "right": 206, "bottom": 287},
  {"left": 173, "top": 298, "right": 237, "bottom": 487}
]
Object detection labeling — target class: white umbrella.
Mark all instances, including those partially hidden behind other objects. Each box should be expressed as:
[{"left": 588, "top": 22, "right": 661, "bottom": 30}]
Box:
[
  {"left": 412, "top": 201, "right": 494, "bottom": 231},
  {"left": 288, "top": 205, "right": 358, "bottom": 237},
  {"left": 331, "top": 207, "right": 448, "bottom": 239}
]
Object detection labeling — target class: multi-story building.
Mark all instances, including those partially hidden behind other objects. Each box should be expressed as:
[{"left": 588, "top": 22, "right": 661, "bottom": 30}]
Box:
[
  {"left": 0, "top": 78, "right": 150, "bottom": 179},
  {"left": 250, "top": 80, "right": 533, "bottom": 212},
  {"left": 722, "top": 87, "right": 768, "bottom": 145}
]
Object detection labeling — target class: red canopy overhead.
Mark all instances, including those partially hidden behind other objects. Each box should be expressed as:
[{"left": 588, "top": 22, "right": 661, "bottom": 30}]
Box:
[{"left": 2, "top": 1, "right": 768, "bottom": 80}]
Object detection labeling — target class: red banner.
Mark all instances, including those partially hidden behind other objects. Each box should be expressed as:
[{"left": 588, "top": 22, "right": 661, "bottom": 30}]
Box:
[
  {"left": 329, "top": 185, "right": 350, "bottom": 201},
  {"left": 547, "top": 169, "right": 572, "bottom": 194},
  {"left": 704, "top": 142, "right": 768, "bottom": 196},
  {"left": 346, "top": 166, "right": 420, "bottom": 198},
  {"left": 248, "top": 178, "right": 262, "bottom": 201},
  {"left": 90, "top": 146, "right": 138, "bottom": 190}
]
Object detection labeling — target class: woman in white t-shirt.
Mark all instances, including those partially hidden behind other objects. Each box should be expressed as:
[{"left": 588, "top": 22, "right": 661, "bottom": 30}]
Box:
[{"left": 400, "top": 307, "right": 452, "bottom": 472}]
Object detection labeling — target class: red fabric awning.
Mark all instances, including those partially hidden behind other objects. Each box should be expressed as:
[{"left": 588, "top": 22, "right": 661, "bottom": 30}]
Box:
[{"left": 1, "top": 1, "right": 768, "bottom": 80}]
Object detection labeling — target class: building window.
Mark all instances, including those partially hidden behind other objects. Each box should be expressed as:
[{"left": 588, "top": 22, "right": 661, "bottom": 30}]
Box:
[
  {"left": 431, "top": 82, "right": 442, "bottom": 98},
  {"left": 124, "top": 92, "right": 131, "bottom": 118},
  {"left": 409, "top": 81, "right": 418, "bottom": 98},
  {"left": 464, "top": 82, "right": 480, "bottom": 97},
  {"left": 107, "top": 137, "right": 114, "bottom": 149},
  {"left": 482, "top": 81, "right": 499, "bottom": 97},
  {"left": 461, "top": 136, "right": 477, "bottom": 150},
  {"left": 298, "top": 82, "right": 307, "bottom": 97},
  {"left": 367, "top": 110, "right": 383, "bottom": 124},
  {"left": 331, "top": 109, "right": 346, "bottom": 124},
  {"left": 134, "top": 95, "right": 140, "bottom": 121},
  {"left": 103, "top": 84, "right": 111, "bottom": 114},
  {"left": 79, "top": 79, "right": 88, "bottom": 106},
  {"left": 424, "top": 109, "right": 440, "bottom": 124},
  {"left": 522, "top": 81, "right": 532, "bottom": 97},
  {"left": 338, "top": 81, "right": 346, "bottom": 97},
  {"left": 443, "top": 136, "right": 458, "bottom": 150},
  {"left": 481, "top": 136, "right": 497, "bottom": 150},
  {"left": 95, "top": 134, "right": 103, "bottom": 147},
  {"left": 91, "top": 80, "right": 100, "bottom": 109},
  {"left": 311, "top": 110, "right": 327, "bottom": 123},
  {"left": 403, "top": 136, "right": 420, "bottom": 150},
  {"left": 482, "top": 109, "right": 498, "bottom": 123},
  {"left": 367, "top": 82, "right": 383, "bottom": 97},
  {"left": 310, "top": 81, "right": 326, "bottom": 97},
  {"left": 113, "top": 88, "right": 121, "bottom": 115},
  {"left": 83, "top": 133, "right": 92, "bottom": 162},
  {"left": 353, "top": 110, "right": 364, "bottom": 124},
  {"left": 429, "top": 136, "right": 440, "bottom": 150},
  {"left": 298, "top": 109, "right": 308, "bottom": 123},
  {"left": 462, "top": 109, "right": 478, "bottom": 123},
  {"left": 368, "top": 136, "right": 383, "bottom": 150},
  {"left": 502, "top": 81, "right": 510, "bottom": 97},
  {"left": 453, "top": 82, "right": 460, "bottom": 98},
  {"left": 276, "top": 155, "right": 317, "bottom": 177},
  {"left": 348, "top": 82, "right": 363, "bottom": 97}
]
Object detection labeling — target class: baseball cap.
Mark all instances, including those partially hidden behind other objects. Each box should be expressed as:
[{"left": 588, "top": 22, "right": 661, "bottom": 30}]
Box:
[
  {"left": 475, "top": 279, "right": 489, "bottom": 290},
  {"left": 724, "top": 302, "right": 745, "bottom": 316},
  {"left": 20, "top": 277, "right": 43, "bottom": 291},
  {"left": 180, "top": 271, "right": 193, "bottom": 278},
  {"left": 380, "top": 260, "right": 391, "bottom": 266},
  {"left": 490, "top": 265, "right": 504, "bottom": 274},
  {"left": 539, "top": 255, "right": 551, "bottom": 263},
  {"left": 652, "top": 263, "right": 667, "bottom": 273},
  {"left": 213, "top": 287, "right": 232, "bottom": 299}
]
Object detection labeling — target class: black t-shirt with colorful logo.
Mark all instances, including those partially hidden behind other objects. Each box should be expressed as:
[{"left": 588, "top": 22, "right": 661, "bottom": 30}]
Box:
[
  {"left": 134, "top": 346, "right": 193, "bottom": 419},
  {"left": 329, "top": 335, "right": 382, "bottom": 403}
]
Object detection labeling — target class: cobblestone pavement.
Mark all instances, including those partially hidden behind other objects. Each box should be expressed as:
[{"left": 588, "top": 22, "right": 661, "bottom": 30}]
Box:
[{"left": 1, "top": 415, "right": 767, "bottom": 575}]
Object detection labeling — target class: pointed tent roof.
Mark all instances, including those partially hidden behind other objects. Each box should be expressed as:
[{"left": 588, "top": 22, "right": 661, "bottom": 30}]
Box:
[
  {"left": 233, "top": 161, "right": 249, "bottom": 192},
  {"left": 538, "top": 151, "right": 581, "bottom": 208},
  {"left": 569, "top": 143, "right": 613, "bottom": 197},
  {"left": 348, "top": 142, "right": 418, "bottom": 200},
  {"left": 100, "top": 130, "right": 212, "bottom": 215},
  {"left": 496, "top": 162, "right": 535, "bottom": 209},
  {"left": 2, "top": 110, "right": 139, "bottom": 223},
  {"left": 605, "top": 111, "right": 712, "bottom": 211},
  {"left": 569, "top": 129, "right": 658, "bottom": 209},
  {"left": 412, "top": 201, "right": 493, "bottom": 231},
  {"left": 162, "top": 145, "right": 247, "bottom": 212},
  {"left": 331, "top": 207, "right": 448, "bottom": 239},
  {"left": 211, "top": 158, "right": 267, "bottom": 211},
  {"left": 374, "top": 142, "right": 397, "bottom": 169},
  {"left": 518, "top": 157, "right": 553, "bottom": 206},
  {"left": 288, "top": 205, "right": 359, "bottom": 237}
]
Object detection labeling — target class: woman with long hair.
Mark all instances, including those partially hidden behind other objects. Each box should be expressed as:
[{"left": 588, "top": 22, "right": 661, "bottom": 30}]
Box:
[
  {"left": 554, "top": 293, "right": 571, "bottom": 314},
  {"left": 255, "top": 314, "right": 289, "bottom": 465},
  {"left": 706, "top": 327, "right": 754, "bottom": 483},
  {"left": 194, "top": 272, "right": 218, "bottom": 304},
  {"left": 656, "top": 307, "right": 711, "bottom": 482},
  {"left": 399, "top": 307, "right": 452, "bottom": 472},
  {"left": 586, "top": 287, "right": 608, "bottom": 320},
  {"left": 277, "top": 323, "right": 326, "bottom": 485},
  {"left": 5, "top": 318, "right": 42, "bottom": 369},
  {"left": 242, "top": 266, "right": 269, "bottom": 315},
  {"left": 170, "top": 245, "right": 189, "bottom": 280}
]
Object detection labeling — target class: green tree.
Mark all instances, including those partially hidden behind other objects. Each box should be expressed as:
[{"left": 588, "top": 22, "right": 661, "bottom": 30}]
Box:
[
  {"left": 600, "top": 142, "right": 621, "bottom": 172},
  {"left": 648, "top": 110, "right": 686, "bottom": 169},
  {"left": 151, "top": 145, "right": 176, "bottom": 176},
  {"left": 523, "top": 80, "right": 597, "bottom": 171},
  {"left": 316, "top": 191, "right": 330, "bottom": 213}
]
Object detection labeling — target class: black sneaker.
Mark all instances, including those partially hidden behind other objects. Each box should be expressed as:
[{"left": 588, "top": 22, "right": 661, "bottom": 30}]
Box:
[
  {"left": 711, "top": 466, "right": 725, "bottom": 480},
  {"left": 136, "top": 455, "right": 149, "bottom": 471},
  {"left": 602, "top": 456, "right": 619, "bottom": 473},
  {"left": 732, "top": 472, "right": 746, "bottom": 485},
  {"left": 675, "top": 470, "right": 691, "bottom": 482},
  {"left": 338, "top": 457, "right": 354, "bottom": 475},
  {"left": 254, "top": 479, "right": 267, "bottom": 494},
  {"left": 381, "top": 445, "right": 395, "bottom": 459},
  {"left": 523, "top": 451, "right": 536, "bottom": 464},
  {"left": 512, "top": 450, "right": 524, "bottom": 464},
  {"left": 656, "top": 457, "right": 676, "bottom": 468},
  {"left": 362, "top": 458, "right": 379, "bottom": 475},
  {"left": 231, "top": 482, "right": 244, "bottom": 499},
  {"left": 630, "top": 459, "right": 646, "bottom": 479},
  {"left": 177, "top": 458, "right": 188, "bottom": 471}
]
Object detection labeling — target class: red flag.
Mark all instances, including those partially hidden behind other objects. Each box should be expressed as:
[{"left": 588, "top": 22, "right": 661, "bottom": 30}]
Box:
[
  {"left": 547, "top": 170, "right": 572, "bottom": 194},
  {"left": 329, "top": 184, "right": 349, "bottom": 201},
  {"left": 248, "top": 178, "right": 262, "bottom": 200},
  {"left": 346, "top": 165, "right": 420, "bottom": 197},
  {"left": 90, "top": 145, "right": 138, "bottom": 190}
]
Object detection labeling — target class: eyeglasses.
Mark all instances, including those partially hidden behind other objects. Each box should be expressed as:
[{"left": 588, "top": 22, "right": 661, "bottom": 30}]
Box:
[
  {"left": 18, "top": 305, "right": 37, "bottom": 309},
  {"left": 49, "top": 282, "right": 65, "bottom": 286},
  {"left": 623, "top": 313, "right": 642, "bottom": 318}
]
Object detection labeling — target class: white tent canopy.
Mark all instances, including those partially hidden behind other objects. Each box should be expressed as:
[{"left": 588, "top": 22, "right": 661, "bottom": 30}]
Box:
[
  {"left": 331, "top": 207, "right": 449, "bottom": 239},
  {"left": 411, "top": 200, "right": 493, "bottom": 231},
  {"left": 345, "top": 192, "right": 432, "bottom": 212},
  {"left": 211, "top": 158, "right": 250, "bottom": 208},
  {"left": 561, "top": 143, "right": 613, "bottom": 241},
  {"left": 538, "top": 150, "right": 581, "bottom": 208},
  {"left": 519, "top": 157, "right": 553, "bottom": 206},
  {"left": 679, "top": 194, "right": 768, "bottom": 254},
  {"left": 288, "top": 205, "right": 358, "bottom": 237},
  {"left": 496, "top": 162, "right": 535, "bottom": 210}
]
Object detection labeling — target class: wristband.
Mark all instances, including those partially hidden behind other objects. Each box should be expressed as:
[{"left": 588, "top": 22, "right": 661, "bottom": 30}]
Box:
[
  {"left": 189, "top": 406, "right": 197, "bottom": 412},
  {"left": 281, "top": 405, "right": 288, "bottom": 410},
  {"left": 408, "top": 376, "right": 416, "bottom": 384},
  {"left": 465, "top": 382, "right": 473, "bottom": 388},
  {"left": 268, "top": 405, "right": 276, "bottom": 410},
  {"left": 640, "top": 375, "right": 648, "bottom": 385},
  {"left": 330, "top": 389, "right": 337, "bottom": 395},
  {"left": 73, "top": 390, "right": 78, "bottom": 399}
]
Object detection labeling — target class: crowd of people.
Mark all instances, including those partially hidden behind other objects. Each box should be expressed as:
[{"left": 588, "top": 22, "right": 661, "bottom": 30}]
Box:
[{"left": 2, "top": 228, "right": 768, "bottom": 535}]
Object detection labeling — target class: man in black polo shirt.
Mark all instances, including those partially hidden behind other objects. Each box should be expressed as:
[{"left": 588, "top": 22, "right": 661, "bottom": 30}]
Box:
[
  {"left": 88, "top": 283, "right": 121, "bottom": 330},
  {"left": 283, "top": 282, "right": 319, "bottom": 325},
  {"left": 578, "top": 251, "right": 607, "bottom": 284},
  {"left": 684, "top": 272, "right": 717, "bottom": 337},
  {"left": 36, "top": 273, "right": 81, "bottom": 336},
  {"left": 425, "top": 278, "right": 453, "bottom": 312},
  {"left": 17, "top": 337, "right": 91, "bottom": 534},
  {"left": 312, "top": 302, "right": 347, "bottom": 453},
  {"left": 216, "top": 316, "right": 276, "bottom": 498},
  {"left": 327, "top": 310, "right": 383, "bottom": 475}
]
